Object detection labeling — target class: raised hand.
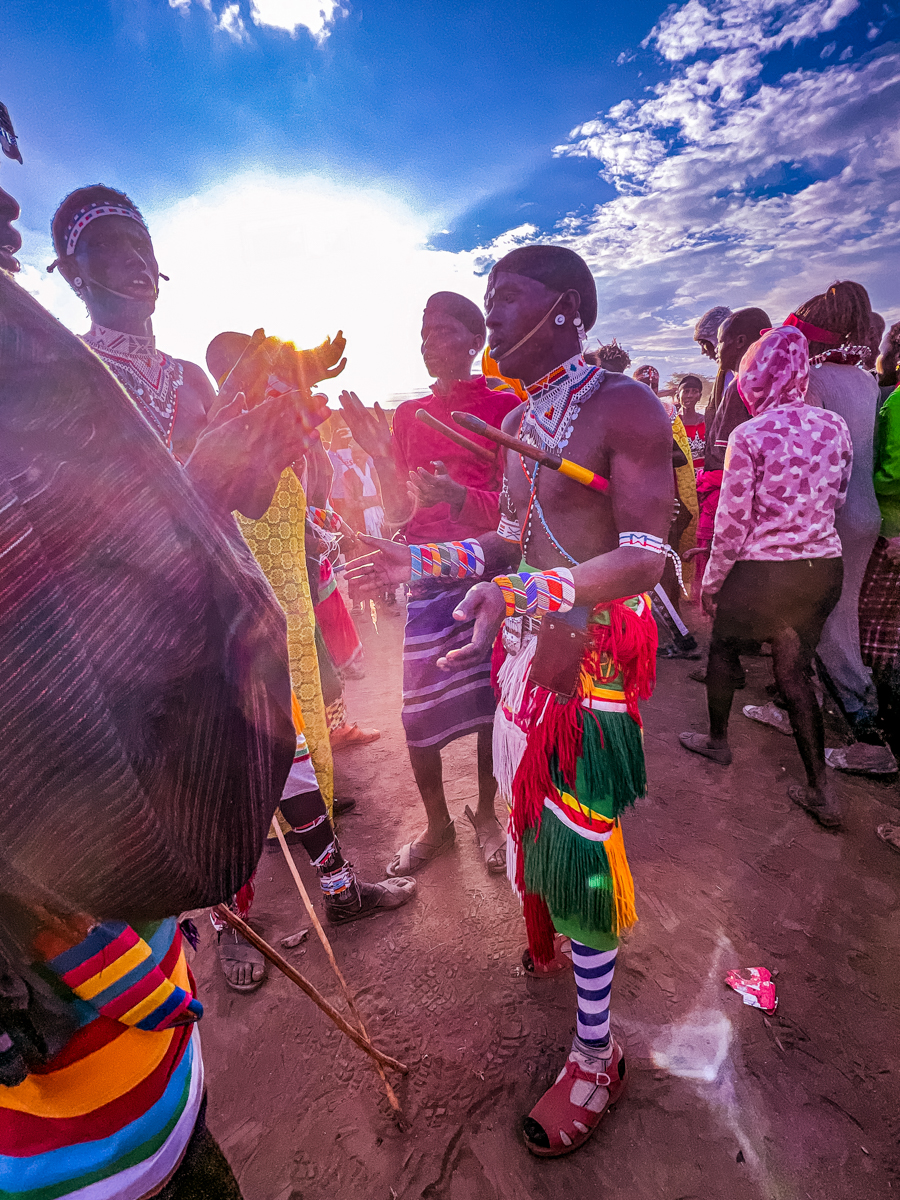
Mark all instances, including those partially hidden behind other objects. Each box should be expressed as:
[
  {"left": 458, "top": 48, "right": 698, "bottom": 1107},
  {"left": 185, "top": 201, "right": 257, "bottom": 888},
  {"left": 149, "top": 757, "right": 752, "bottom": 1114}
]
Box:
[
  {"left": 339, "top": 390, "right": 393, "bottom": 460},
  {"left": 435, "top": 582, "right": 506, "bottom": 672},
  {"left": 343, "top": 534, "right": 412, "bottom": 597},
  {"left": 407, "top": 460, "right": 466, "bottom": 515},
  {"left": 186, "top": 387, "right": 329, "bottom": 519},
  {"left": 275, "top": 332, "right": 347, "bottom": 391}
]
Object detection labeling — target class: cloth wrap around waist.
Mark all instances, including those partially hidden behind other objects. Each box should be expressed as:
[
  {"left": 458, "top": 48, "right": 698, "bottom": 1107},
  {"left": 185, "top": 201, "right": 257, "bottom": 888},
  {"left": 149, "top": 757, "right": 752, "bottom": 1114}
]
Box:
[
  {"left": 0, "top": 274, "right": 295, "bottom": 1076},
  {"left": 492, "top": 584, "right": 657, "bottom": 964}
]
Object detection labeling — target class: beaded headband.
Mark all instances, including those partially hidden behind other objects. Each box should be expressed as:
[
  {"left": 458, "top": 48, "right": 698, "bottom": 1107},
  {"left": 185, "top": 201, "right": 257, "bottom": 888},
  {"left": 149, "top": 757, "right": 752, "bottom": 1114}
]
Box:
[{"left": 63, "top": 204, "right": 148, "bottom": 256}]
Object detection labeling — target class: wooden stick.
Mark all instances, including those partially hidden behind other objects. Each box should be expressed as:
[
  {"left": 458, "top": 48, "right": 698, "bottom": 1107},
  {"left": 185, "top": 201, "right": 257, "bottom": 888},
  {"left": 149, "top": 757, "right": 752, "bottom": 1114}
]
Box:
[
  {"left": 272, "top": 823, "right": 405, "bottom": 1121},
  {"left": 451, "top": 411, "right": 609, "bottom": 493},
  {"left": 212, "top": 905, "right": 407, "bottom": 1075},
  {"left": 415, "top": 408, "right": 496, "bottom": 463}
]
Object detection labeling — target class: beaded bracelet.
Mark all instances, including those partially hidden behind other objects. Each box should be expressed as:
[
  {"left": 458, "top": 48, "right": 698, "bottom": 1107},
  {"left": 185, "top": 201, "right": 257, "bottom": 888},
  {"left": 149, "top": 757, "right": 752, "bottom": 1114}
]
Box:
[
  {"left": 619, "top": 531, "right": 685, "bottom": 592},
  {"left": 409, "top": 539, "right": 485, "bottom": 581},
  {"left": 492, "top": 568, "right": 575, "bottom": 618},
  {"left": 497, "top": 514, "right": 523, "bottom": 544}
]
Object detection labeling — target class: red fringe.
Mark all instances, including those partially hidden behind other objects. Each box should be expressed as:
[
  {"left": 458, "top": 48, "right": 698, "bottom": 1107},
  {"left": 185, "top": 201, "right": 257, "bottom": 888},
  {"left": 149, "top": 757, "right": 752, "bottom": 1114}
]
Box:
[
  {"left": 523, "top": 892, "right": 557, "bottom": 965},
  {"left": 510, "top": 597, "right": 658, "bottom": 895}
]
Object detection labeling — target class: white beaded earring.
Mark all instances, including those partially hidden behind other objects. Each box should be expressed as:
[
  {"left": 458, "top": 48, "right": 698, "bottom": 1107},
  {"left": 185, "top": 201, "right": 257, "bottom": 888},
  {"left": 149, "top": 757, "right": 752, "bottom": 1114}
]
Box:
[
  {"left": 554, "top": 313, "right": 565, "bottom": 326},
  {"left": 73, "top": 277, "right": 83, "bottom": 287},
  {"left": 468, "top": 348, "right": 477, "bottom": 356}
]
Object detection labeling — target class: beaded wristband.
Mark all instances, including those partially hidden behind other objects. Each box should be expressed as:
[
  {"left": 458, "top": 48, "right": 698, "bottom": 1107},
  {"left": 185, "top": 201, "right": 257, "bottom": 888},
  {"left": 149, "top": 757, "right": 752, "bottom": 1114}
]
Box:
[
  {"left": 619, "top": 531, "right": 685, "bottom": 592},
  {"left": 309, "top": 505, "right": 342, "bottom": 534},
  {"left": 409, "top": 539, "right": 485, "bottom": 581},
  {"left": 492, "top": 568, "right": 575, "bottom": 618},
  {"left": 497, "top": 514, "right": 523, "bottom": 544}
]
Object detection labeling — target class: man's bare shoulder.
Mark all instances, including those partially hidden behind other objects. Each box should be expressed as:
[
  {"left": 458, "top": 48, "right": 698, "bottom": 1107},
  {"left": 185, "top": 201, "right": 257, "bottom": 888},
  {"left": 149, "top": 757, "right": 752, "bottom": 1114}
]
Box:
[
  {"left": 594, "top": 374, "right": 671, "bottom": 434},
  {"left": 179, "top": 359, "right": 218, "bottom": 412},
  {"left": 500, "top": 401, "right": 525, "bottom": 433}
]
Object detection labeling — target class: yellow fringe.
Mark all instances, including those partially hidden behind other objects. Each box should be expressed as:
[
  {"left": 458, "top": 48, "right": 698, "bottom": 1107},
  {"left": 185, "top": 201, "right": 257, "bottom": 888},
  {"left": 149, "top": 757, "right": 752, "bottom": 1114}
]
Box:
[{"left": 604, "top": 823, "right": 638, "bottom": 935}]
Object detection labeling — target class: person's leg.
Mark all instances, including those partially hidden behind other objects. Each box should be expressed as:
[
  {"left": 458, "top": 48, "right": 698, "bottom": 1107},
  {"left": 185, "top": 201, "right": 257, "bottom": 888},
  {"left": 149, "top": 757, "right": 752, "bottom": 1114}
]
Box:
[
  {"left": 707, "top": 636, "right": 742, "bottom": 744},
  {"left": 463, "top": 725, "right": 506, "bottom": 873},
  {"left": 280, "top": 788, "right": 416, "bottom": 923},
  {"left": 523, "top": 940, "right": 626, "bottom": 1156},
  {"left": 158, "top": 1100, "right": 243, "bottom": 1199},
  {"left": 772, "top": 627, "right": 829, "bottom": 793},
  {"left": 680, "top": 634, "right": 739, "bottom": 764},
  {"left": 407, "top": 744, "right": 454, "bottom": 841}
]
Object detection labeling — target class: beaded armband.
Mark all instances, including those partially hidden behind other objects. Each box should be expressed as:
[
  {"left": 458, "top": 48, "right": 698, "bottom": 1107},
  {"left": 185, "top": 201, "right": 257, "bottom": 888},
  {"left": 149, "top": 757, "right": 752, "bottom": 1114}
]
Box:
[
  {"left": 619, "top": 531, "right": 685, "bottom": 592},
  {"left": 497, "top": 514, "right": 523, "bottom": 543},
  {"left": 309, "top": 505, "right": 342, "bottom": 534},
  {"left": 409, "top": 539, "right": 485, "bottom": 581},
  {"left": 492, "top": 568, "right": 575, "bottom": 618}
]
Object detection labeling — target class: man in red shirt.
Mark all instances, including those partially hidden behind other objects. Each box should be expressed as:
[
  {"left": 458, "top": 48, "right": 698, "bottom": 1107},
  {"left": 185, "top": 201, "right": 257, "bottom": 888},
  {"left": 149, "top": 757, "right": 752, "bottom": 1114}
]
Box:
[{"left": 340, "top": 292, "right": 517, "bottom": 876}]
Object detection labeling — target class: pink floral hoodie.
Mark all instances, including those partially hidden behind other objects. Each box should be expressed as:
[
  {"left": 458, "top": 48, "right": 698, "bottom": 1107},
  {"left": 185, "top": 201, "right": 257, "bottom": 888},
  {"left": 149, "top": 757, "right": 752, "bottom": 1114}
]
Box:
[{"left": 703, "top": 325, "right": 853, "bottom": 595}]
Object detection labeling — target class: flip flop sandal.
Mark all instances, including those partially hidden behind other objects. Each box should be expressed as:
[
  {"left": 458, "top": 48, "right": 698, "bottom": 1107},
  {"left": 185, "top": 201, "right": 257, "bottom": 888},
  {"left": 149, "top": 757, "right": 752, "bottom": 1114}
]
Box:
[
  {"left": 523, "top": 1039, "right": 627, "bottom": 1157},
  {"left": 788, "top": 784, "right": 841, "bottom": 830},
  {"left": 218, "top": 928, "right": 267, "bottom": 993},
  {"left": 385, "top": 826, "right": 455, "bottom": 878},
  {"left": 325, "top": 877, "right": 417, "bottom": 925},
  {"left": 522, "top": 934, "right": 572, "bottom": 978},
  {"left": 678, "top": 731, "right": 732, "bottom": 765},
  {"left": 464, "top": 805, "right": 507, "bottom": 875}
]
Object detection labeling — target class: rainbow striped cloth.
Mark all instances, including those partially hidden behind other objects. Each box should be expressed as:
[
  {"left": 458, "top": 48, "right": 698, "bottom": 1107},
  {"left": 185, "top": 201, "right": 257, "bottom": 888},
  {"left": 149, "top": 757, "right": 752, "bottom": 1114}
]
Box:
[{"left": 0, "top": 918, "right": 203, "bottom": 1200}]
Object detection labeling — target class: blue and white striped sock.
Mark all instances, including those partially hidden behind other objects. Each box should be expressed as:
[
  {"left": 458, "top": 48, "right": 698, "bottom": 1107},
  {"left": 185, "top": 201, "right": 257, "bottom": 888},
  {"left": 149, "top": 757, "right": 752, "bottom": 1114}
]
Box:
[{"left": 571, "top": 942, "right": 617, "bottom": 1051}]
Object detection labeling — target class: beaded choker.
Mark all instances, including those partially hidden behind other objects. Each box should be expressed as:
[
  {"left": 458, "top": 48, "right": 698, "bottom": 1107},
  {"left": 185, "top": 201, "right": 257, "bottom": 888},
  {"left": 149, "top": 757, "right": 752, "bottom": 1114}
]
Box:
[
  {"left": 83, "top": 323, "right": 183, "bottom": 449},
  {"left": 810, "top": 344, "right": 873, "bottom": 369},
  {"left": 520, "top": 354, "right": 605, "bottom": 455}
]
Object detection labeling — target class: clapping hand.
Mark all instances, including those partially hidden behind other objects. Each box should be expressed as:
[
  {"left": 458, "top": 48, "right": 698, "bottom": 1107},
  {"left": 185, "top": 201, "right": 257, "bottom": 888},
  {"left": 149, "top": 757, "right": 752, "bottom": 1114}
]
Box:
[
  {"left": 344, "top": 535, "right": 412, "bottom": 598},
  {"left": 435, "top": 583, "right": 506, "bottom": 672},
  {"left": 338, "top": 390, "right": 393, "bottom": 460},
  {"left": 407, "top": 461, "right": 466, "bottom": 515}
]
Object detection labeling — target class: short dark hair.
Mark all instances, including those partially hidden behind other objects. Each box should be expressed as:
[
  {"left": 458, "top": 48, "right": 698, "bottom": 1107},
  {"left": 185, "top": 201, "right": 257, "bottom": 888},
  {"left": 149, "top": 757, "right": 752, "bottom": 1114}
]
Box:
[
  {"left": 678, "top": 374, "right": 703, "bottom": 392},
  {"left": 492, "top": 245, "right": 597, "bottom": 332},
  {"left": 424, "top": 291, "right": 485, "bottom": 342},
  {"left": 588, "top": 340, "right": 630, "bottom": 373}
]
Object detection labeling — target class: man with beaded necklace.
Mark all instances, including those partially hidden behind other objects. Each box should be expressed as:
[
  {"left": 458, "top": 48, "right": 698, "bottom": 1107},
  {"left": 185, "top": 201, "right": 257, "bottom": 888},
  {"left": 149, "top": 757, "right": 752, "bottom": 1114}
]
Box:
[{"left": 349, "top": 245, "right": 674, "bottom": 1158}]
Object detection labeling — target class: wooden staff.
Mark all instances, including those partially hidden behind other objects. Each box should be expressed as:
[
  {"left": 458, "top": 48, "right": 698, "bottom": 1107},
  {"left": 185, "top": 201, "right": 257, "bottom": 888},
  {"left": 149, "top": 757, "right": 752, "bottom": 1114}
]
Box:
[
  {"left": 452, "top": 411, "right": 609, "bottom": 493},
  {"left": 212, "top": 905, "right": 407, "bottom": 1076},
  {"left": 414, "top": 409, "right": 496, "bottom": 463},
  {"left": 272, "top": 822, "right": 405, "bottom": 1122}
]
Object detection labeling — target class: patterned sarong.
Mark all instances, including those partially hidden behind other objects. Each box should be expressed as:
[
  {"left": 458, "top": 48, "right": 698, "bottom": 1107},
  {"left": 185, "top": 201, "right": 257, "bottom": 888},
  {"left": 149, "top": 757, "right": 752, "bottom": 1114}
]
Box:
[
  {"left": 494, "top": 596, "right": 657, "bottom": 962},
  {"left": 860, "top": 536, "right": 900, "bottom": 681},
  {"left": 401, "top": 580, "right": 496, "bottom": 750}
]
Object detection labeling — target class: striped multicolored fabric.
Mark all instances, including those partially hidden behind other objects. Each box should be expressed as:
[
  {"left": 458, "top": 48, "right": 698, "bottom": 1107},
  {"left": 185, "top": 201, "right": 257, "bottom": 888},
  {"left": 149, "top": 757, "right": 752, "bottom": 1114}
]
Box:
[
  {"left": 47, "top": 923, "right": 203, "bottom": 1033},
  {"left": 409, "top": 540, "right": 485, "bottom": 581},
  {"left": 0, "top": 920, "right": 203, "bottom": 1200},
  {"left": 492, "top": 568, "right": 575, "bottom": 618}
]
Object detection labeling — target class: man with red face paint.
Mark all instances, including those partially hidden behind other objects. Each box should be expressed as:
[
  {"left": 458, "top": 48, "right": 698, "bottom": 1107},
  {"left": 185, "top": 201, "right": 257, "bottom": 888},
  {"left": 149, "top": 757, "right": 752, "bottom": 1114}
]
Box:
[{"left": 347, "top": 246, "right": 674, "bottom": 1159}]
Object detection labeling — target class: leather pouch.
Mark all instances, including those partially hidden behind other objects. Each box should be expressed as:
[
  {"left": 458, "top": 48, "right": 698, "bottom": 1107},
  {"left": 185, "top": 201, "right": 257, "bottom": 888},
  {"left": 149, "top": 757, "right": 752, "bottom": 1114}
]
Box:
[{"left": 529, "top": 616, "right": 591, "bottom": 698}]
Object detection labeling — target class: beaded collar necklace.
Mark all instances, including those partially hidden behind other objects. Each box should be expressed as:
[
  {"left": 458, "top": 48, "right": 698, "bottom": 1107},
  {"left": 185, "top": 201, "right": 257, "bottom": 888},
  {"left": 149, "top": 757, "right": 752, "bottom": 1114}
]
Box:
[
  {"left": 519, "top": 354, "right": 605, "bottom": 454},
  {"left": 83, "top": 323, "right": 183, "bottom": 449},
  {"left": 516, "top": 355, "right": 607, "bottom": 564}
]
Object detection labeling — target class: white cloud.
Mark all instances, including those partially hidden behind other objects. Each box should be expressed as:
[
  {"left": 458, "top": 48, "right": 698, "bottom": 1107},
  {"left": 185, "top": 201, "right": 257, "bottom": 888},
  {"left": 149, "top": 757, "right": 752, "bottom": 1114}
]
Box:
[
  {"left": 250, "top": 0, "right": 345, "bottom": 42},
  {"left": 217, "top": 3, "right": 249, "bottom": 41},
  {"left": 18, "top": 174, "right": 487, "bottom": 406},
  {"left": 169, "top": 0, "right": 346, "bottom": 44},
  {"left": 539, "top": 3, "right": 900, "bottom": 374}
]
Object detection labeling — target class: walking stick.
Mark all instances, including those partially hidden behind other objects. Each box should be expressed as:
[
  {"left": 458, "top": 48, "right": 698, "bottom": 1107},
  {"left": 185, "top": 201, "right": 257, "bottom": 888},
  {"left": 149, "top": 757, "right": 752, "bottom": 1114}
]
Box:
[
  {"left": 452, "top": 411, "right": 610, "bottom": 493},
  {"left": 414, "top": 408, "right": 496, "bottom": 463},
  {"left": 211, "top": 905, "right": 407, "bottom": 1075},
  {"left": 272, "top": 822, "right": 406, "bottom": 1124}
]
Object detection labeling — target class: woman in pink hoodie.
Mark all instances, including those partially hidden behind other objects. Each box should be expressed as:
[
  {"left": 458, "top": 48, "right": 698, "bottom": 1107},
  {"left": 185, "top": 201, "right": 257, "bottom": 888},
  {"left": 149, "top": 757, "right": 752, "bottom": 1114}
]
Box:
[{"left": 679, "top": 325, "right": 852, "bottom": 829}]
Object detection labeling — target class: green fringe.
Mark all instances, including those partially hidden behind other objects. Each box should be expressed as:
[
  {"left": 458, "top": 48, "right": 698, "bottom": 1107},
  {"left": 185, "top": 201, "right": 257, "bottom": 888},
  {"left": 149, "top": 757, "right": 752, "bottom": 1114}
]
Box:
[
  {"left": 550, "top": 707, "right": 646, "bottom": 822},
  {"left": 523, "top": 808, "right": 618, "bottom": 946}
]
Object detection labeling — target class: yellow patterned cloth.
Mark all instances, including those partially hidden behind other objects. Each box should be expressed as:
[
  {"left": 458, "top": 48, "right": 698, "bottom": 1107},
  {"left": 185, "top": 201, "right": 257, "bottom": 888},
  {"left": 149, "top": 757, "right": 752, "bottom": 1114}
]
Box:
[
  {"left": 672, "top": 414, "right": 699, "bottom": 590},
  {"left": 237, "top": 470, "right": 334, "bottom": 813}
]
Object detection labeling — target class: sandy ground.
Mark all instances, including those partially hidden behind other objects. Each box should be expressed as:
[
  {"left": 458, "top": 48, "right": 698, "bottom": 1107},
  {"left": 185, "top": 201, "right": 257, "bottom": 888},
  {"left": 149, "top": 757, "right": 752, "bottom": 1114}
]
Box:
[{"left": 190, "top": 600, "right": 900, "bottom": 1200}]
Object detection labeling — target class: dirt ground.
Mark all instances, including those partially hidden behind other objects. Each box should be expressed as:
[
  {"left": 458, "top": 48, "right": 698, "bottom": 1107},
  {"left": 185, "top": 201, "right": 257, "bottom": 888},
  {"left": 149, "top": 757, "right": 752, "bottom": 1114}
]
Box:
[{"left": 190, "top": 598, "right": 900, "bottom": 1200}]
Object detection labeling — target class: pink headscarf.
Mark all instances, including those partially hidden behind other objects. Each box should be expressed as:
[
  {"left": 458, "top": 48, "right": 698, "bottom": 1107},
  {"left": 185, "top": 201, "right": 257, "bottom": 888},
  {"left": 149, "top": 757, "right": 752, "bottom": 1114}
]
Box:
[{"left": 736, "top": 325, "right": 809, "bottom": 416}]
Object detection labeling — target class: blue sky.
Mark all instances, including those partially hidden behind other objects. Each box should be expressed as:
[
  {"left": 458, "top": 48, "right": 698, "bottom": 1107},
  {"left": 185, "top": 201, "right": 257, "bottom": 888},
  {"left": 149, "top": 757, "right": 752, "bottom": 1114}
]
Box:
[{"left": 5, "top": 0, "right": 899, "bottom": 401}]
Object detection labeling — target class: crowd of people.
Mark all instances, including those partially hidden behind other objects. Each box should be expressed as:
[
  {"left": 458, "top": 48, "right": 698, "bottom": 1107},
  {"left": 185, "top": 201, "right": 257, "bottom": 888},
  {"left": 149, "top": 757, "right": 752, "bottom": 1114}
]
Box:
[{"left": 1, "top": 95, "right": 899, "bottom": 1197}]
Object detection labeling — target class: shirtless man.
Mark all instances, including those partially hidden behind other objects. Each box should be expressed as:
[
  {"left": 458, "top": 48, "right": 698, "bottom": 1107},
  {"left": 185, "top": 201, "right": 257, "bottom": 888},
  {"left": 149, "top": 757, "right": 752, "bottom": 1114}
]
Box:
[{"left": 349, "top": 245, "right": 673, "bottom": 1157}]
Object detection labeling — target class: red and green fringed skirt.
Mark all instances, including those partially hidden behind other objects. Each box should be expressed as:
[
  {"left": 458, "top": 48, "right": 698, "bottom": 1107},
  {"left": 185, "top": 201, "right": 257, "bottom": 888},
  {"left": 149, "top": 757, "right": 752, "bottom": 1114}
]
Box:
[{"left": 493, "top": 594, "right": 657, "bottom": 964}]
